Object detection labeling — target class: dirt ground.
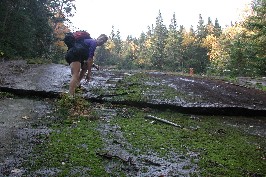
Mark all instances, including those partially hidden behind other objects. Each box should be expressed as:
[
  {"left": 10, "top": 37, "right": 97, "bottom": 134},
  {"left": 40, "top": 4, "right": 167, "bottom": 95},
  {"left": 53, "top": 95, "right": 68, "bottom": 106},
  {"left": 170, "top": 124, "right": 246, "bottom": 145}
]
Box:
[{"left": 0, "top": 60, "right": 266, "bottom": 176}]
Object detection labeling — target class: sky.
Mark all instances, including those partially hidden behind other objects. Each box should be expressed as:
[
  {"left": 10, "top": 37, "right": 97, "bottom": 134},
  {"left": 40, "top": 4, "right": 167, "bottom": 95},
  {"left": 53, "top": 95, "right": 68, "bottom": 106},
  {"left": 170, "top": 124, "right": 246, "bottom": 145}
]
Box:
[{"left": 69, "top": 0, "right": 252, "bottom": 39}]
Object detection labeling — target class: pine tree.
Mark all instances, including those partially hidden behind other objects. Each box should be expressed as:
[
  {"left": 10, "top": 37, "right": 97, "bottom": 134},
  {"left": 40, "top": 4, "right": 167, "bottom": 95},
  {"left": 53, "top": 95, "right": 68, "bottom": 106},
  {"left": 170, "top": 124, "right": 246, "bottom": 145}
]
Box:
[
  {"left": 151, "top": 10, "right": 168, "bottom": 69},
  {"left": 243, "top": 0, "right": 266, "bottom": 75},
  {"left": 196, "top": 14, "right": 207, "bottom": 39},
  {"left": 106, "top": 26, "right": 122, "bottom": 65},
  {"left": 214, "top": 18, "right": 222, "bottom": 37},
  {"left": 164, "top": 13, "right": 182, "bottom": 71}
]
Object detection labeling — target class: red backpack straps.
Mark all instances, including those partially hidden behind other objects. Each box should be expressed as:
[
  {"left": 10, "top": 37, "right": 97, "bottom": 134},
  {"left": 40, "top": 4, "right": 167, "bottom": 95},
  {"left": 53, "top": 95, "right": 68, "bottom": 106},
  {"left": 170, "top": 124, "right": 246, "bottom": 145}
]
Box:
[{"left": 73, "top": 31, "right": 91, "bottom": 41}]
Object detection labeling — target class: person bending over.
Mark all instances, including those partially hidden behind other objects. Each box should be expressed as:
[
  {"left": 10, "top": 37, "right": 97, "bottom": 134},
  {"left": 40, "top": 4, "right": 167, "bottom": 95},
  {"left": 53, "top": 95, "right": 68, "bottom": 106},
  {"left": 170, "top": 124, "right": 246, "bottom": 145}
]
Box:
[{"left": 65, "top": 34, "right": 108, "bottom": 96}]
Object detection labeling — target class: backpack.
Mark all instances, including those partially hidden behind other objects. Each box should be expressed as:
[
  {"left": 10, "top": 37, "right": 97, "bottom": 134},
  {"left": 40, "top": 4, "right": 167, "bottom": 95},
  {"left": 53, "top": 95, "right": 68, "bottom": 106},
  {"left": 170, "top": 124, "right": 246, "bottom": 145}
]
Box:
[
  {"left": 63, "top": 31, "right": 91, "bottom": 49},
  {"left": 64, "top": 31, "right": 92, "bottom": 63},
  {"left": 65, "top": 43, "right": 89, "bottom": 64}
]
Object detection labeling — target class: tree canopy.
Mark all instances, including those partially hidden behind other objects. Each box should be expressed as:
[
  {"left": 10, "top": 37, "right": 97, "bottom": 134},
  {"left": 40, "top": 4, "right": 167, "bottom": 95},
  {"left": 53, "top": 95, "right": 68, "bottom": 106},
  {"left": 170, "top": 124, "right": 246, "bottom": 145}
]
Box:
[
  {"left": 0, "top": 0, "right": 75, "bottom": 59},
  {"left": 1, "top": 0, "right": 265, "bottom": 77}
]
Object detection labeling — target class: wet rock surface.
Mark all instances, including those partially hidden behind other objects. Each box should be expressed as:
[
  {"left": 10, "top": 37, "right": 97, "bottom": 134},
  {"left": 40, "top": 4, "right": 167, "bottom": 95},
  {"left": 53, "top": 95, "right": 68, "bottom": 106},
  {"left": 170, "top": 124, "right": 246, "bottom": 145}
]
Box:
[
  {"left": 0, "top": 60, "right": 70, "bottom": 93},
  {"left": 0, "top": 97, "right": 53, "bottom": 176},
  {"left": 0, "top": 60, "right": 266, "bottom": 176},
  {"left": 145, "top": 72, "right": 266, "bottom": 109},
  {"left": 1, "top": 60, "right": 265, "bottom": 115}
]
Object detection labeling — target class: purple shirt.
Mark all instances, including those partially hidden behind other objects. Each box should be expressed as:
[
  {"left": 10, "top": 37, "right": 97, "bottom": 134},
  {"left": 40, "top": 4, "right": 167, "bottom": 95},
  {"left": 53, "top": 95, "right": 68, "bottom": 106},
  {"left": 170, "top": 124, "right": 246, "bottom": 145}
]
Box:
[{"left": 84, "top": 38, "right": 97, "bottom": 59}]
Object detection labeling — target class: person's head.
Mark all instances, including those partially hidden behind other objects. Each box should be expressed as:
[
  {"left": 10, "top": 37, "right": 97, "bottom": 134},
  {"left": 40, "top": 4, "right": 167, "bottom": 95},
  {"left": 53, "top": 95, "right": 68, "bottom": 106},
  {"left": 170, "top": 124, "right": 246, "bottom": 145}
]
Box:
[{"left": 96, "top": 34, "right": 108, "bottom": 46}]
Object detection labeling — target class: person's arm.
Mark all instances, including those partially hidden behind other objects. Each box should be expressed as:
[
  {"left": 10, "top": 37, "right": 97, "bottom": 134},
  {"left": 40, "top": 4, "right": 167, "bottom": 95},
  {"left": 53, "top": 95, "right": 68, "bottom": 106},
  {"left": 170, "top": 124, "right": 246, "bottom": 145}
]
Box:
[
  {"left": 85, "top": 58, "right": 93, "bottom": 82},
  {"left": 83, "top": 39, "right": 97, "bottom": 82}
]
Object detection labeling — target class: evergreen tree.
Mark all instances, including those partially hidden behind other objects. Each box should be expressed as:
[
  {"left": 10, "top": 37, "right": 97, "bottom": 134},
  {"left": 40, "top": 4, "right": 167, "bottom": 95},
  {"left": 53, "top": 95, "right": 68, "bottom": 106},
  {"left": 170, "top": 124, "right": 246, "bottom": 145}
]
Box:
[
  {"left": 0, "top": 0, "right": 53, "bottom": 57},
  {"left": 135, "top": 27, "right": 154, "bottom": 69},
  {"left": 106, "top": 26, "right": 123, "bottom": 66},
  {"left": 118, "top": 36, "right": 138, "bottom": 69},
  {"left": 0, "top": 0, "right": 75, "bottom": 59},
  {"left": 135, "top": 32, "right": 150, "bottom": 69},
  {"left": 151, "top": 10, "right": 168, "bottom": 69},
  {"left": 214, "top": 18, "right": 222, "bottom": 37},
  {"left": 114, "top": 29, "right": 123, "bottom": 57},
  {"left": 206, "top": 17, "right": 214, "bottom": 35},
  {"left": 164, "top": 13, "right": 182, "bottom": 71},
  {"left": 180, "top": 14, "right": 210, "bottom": 74},
  {"left": 244, "top": 0, "right": 266, "bottom": 75},
  {"left": 109, "top": 26, "right": 122, "bottom": 57},
  {"left": 180, "top": 26, "right": 200, "bottom": 73},
  {"left": 196, "top": 14, "right": 207, "bottom": 39}
]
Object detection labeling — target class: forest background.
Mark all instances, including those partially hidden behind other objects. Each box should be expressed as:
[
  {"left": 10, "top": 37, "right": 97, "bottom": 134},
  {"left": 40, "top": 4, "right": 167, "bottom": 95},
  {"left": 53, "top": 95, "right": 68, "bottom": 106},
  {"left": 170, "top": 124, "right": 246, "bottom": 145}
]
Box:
[{"left": 0, "top": 0, "right": 265, "bottom": 77}]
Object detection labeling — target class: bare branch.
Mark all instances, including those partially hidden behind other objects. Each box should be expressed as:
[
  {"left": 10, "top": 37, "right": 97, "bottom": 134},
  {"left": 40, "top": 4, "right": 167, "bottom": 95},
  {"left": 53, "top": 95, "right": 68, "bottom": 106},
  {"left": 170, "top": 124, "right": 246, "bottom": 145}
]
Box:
[{"left": 145, "top": 115, "right": 183, "bottom": 128}]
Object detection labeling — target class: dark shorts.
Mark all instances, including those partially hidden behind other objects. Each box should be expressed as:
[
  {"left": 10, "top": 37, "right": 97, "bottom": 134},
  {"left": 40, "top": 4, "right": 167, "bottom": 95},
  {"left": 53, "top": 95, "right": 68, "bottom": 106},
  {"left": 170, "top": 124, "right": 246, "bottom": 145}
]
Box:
[{"left": 65, "top": 43, "right": 88, "bottom": 65}]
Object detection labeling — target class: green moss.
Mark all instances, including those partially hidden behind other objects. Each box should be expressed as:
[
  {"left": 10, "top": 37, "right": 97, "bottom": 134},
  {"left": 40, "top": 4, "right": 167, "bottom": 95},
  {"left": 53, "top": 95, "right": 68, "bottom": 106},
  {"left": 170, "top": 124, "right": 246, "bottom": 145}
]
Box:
[
  {"left": 22, "top": 93, "right": 265, "bottom": 176},
  {"left": 24, "top": 95, "right": 109, "bottom": 176},
  {"left": 28, "top": 119, "right": 108, "bottom": 176},
  {"left": 255, "top": 83, "right": 266, "bottom": 91},
  {"left": 111, "top": 108, "right": 266, "bottom": 176}
]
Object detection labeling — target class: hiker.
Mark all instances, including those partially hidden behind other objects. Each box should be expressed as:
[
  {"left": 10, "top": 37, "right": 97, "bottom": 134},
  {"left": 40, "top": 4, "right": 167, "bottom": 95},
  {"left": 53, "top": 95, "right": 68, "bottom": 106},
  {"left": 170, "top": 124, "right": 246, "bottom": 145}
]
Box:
[{"left": 65, "top": 33, "right": 108, "bottom": 96}]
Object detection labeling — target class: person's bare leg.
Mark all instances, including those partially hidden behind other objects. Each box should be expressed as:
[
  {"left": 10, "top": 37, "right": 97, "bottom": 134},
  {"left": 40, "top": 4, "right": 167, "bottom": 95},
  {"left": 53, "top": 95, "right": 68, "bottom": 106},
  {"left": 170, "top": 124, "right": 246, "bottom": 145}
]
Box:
[
  {"left": 79, "top": 59, "right": 93, "bottom": 83},
  {"left": 85, "top": 59, "right": 93, "bottom": 82},
  {"left": 78, "top": 62, "right": 88, "bottom": 83},
  {"left": 69, "top": 61, "right": 81, "bottom": 96}
]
